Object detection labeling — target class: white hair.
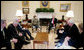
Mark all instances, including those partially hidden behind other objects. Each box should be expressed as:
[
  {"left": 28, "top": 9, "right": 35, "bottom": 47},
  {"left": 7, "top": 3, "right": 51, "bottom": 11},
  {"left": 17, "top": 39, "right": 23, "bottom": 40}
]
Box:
[
  {"left": 68, "top": 19, "right": 74, "bottom": 24},
  {"left": 13, "top": 19, "right": 19, "bottom": 24}
]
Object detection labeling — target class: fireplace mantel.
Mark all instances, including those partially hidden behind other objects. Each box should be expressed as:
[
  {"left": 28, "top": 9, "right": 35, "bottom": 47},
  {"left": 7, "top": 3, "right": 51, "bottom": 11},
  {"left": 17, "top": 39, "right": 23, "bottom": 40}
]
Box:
[
  {"left": 36, "top": 13, "right": 53, "bottom": 26},
  {"left": 40, "top": 18, "right": 50, "bottom": 26},
  {"left": 37, "top": 12, "right": 53, "bottom": 18}
]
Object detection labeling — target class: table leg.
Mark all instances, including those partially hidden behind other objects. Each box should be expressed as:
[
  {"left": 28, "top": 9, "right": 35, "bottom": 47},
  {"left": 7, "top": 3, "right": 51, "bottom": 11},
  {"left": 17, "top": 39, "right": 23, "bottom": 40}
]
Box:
[
  {"left": 47, "top": 42, "right": 49, "bottom": 49},
  {"left": 33, "top": 41, "right": 35, "bottom": 49}
]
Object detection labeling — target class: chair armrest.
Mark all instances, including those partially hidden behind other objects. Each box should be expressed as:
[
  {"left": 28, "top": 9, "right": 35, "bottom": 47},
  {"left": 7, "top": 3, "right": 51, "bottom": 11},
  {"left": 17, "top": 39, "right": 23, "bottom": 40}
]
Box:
[
  {"left": 79, "top": 47, "right": 83, "bottom": 49},
  {"left": 10, "top": 41, "right": 15, "bottom": 49}
]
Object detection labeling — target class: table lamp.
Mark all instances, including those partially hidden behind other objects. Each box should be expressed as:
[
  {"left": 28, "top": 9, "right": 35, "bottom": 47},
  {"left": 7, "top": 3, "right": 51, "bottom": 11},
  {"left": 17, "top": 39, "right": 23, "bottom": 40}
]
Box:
[
  {"left": 66, "top": 10, "right": 74, "bottom": 20},
  {"left": 16, "top": 10, "right": 23, "bottom": 21}
]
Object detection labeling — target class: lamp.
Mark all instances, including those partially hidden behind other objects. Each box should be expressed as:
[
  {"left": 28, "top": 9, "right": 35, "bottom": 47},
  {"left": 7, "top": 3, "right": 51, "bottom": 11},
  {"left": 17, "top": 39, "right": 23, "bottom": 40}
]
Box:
[
  {"left": 16, "top": 10, "right": 23, "bottom": 20},
  {"left": 66, "top": 10, "right": 74, "bottom": 20}
]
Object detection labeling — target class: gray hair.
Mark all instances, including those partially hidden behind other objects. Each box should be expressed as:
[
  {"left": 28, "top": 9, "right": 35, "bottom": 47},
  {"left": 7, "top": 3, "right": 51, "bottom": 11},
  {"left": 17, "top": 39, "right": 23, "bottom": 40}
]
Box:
[
  {"left": 13, "top": 19, "right": 18, "bottom": 24},
  {"left": 67, "top": 19, "right": 74, "bottom": 24}
]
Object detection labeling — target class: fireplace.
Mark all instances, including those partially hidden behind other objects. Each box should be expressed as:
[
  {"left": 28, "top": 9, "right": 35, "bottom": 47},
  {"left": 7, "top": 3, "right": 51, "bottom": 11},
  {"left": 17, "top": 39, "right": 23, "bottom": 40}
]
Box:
[{"left": 40, "top": 18, "right": 50, "bottom": 26}]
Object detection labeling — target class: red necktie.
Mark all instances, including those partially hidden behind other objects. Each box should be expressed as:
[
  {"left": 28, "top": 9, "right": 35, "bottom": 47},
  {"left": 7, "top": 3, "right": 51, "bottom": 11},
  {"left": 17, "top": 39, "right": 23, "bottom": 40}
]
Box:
[{"left": 53, "top": 18, "right": 54, "bottom": 26}]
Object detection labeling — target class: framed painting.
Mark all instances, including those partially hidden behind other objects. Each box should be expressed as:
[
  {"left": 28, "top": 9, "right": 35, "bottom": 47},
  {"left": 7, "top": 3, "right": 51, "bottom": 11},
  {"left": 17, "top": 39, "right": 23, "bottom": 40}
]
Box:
[
  {"left": 40, "top": 1, "right": 50, "bottom": 8},
  {"left": 22, "top": 1, "right": 29, "bottom": 7},
  {"left": 60, "top": 3, "right": 71, "bottom": 12},
  {"left": 23, "top": 8, "right": 29, "bottom": 14}
]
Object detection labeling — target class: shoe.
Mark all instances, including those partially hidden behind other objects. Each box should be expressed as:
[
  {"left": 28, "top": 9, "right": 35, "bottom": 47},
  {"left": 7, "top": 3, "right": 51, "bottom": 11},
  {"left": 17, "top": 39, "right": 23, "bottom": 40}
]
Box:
[
  {"left": 23, "top": 41, "right": 30, "bottom": 45},
  {"left": 55, "top": 37, "right": 60, "bottom": 39},
  {"left": 54, "top": 41, "right": 59, "bottom": 43},
  {"left": 26, "top": 38, "right": 30, "bottom": 41},
  {"left": 30, "top": 37, "right": 34, "bottom": 40}
]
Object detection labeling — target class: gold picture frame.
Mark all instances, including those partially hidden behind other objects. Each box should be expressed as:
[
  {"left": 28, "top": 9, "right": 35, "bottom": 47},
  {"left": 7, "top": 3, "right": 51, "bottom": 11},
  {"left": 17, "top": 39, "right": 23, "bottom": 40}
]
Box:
[
  {"left": 40, "top": 1, "right": 50, "bottom": 8},
  {"left": 22, "top": 1, "right": 29, "bottom": 7},
  {"left": 23, "top": 8, "right": 29, "bottom": 14},
  {"left": 60, "top": 3, "right": 71, "bottom": 12}
]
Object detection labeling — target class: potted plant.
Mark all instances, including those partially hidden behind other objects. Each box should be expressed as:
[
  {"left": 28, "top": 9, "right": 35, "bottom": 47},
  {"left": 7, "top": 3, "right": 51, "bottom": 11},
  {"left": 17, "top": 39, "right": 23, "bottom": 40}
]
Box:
[
  {"left": 36, "top": 8, "right": 54, "bottom": 13},
  {"left": 48, "top": 8, "right": 54, "bottom": 12}
]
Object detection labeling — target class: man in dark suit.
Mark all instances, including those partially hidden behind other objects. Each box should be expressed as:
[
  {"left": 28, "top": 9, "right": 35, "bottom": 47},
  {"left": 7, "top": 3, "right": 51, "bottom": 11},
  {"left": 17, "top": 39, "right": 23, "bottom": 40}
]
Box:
[
  {"left": 48, "top": 15, "right": 57, "bottom": 33},
  {"left": 7, "top": 21, "right": 30, "bottom": 49},
  {"left": 55, "top": 23, "right": 70, "bottom": 39},
  {"left": 16, "top": 19, "right": 34, "bottom": 40},
  {"left": 66, "top": 19, "right": 80, "bottom": 49},
  {"left": 0, "top": 20, "right": 11, "bottom": 49},
  {"left": 55, "top": 19, "right": 80, "bottom": 49},
  {"left": 77, "top": 23, "right": 84, "bottom": 48}
]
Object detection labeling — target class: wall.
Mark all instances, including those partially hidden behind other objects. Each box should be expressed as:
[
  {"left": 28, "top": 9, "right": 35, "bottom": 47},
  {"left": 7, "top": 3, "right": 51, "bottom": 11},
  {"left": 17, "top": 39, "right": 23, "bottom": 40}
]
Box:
[
  {"left": 1, "top": 1, "right": 22, "bottom": 24},
  {"left": 1, "top": 1, "right": 83, "bottom": 24},
  {"left": 50, "top": 1, "right": 83, "bottom": 23}
]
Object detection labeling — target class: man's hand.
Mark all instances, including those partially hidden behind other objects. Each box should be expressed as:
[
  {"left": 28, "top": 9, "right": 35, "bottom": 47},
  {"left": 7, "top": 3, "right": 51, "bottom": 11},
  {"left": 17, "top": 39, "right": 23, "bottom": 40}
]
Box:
[
  {"left": 22, "top": 28, "right": 26, "bottom": 30},
  {"left": 53, "top": 24, "right": 55, "bottom": 27},
  {"left": 19, "top": 33, "right": 23, "bottom": 36},
  {"left": 65, "top": 36, "right": 71, "bottom": 41},
  {"left": 11, "top": 38, "right": 18, "bottom": 43},
  {"left": 59, "top": 30, "right": 64, "bottom": 34}
]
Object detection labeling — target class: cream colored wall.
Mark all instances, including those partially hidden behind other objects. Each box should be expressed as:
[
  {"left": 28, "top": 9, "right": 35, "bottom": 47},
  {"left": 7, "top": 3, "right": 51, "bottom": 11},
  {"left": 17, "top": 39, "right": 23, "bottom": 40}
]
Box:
[
  {"left": 1, "top": 1, "right": 83, "bottom": 25},
  {"left": 1, "top": 1, "right": 22, "bottom": 25},
  {"left": 50, "top": 1, "right": 83, "bottom": 23}
]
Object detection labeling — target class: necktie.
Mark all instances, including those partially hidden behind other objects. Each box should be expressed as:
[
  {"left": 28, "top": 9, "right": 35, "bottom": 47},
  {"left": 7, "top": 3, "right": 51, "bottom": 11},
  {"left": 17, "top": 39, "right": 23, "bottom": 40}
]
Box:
[
  {"left": 53, "top": 18, "right": 54, "bottom": 26},
  {"left": 15, "top": 27, "right": 18, "bottom": 34}
]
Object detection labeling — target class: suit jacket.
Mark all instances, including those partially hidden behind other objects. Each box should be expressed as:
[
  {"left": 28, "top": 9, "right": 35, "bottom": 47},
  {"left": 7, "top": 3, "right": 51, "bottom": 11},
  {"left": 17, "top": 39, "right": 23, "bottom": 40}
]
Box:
[
  {"left": 16, "top": 24, "right": 24, "bottom": 33},
  {"left": 67, "top": 24, "right": 80, "bottom": 46},
  {"left": 0, "top": 27, "right": 8, "bottom": 42},
  {"left": 67, "top": 24, "right": 80, "bottom": 39},
  {"left": 0, "top": 27, "right": 11, "bottom": 47},
  {"left": 78, "top": 32, "right": 84, "bottom": 47},
  {"left": 7, "top": 24, "right": 22, "bottom": 40},
  {"left": 0, "top": 31, "right": 4, "bottom": 43},
  {"left": 3, "top": 27, "right": 12, "bottom": 42},
  {"left": 49, "top": 18, "right": 57, "bottom": 26},
  {"left": 64, "top": 24, "right": 71, "bottom": 32}
]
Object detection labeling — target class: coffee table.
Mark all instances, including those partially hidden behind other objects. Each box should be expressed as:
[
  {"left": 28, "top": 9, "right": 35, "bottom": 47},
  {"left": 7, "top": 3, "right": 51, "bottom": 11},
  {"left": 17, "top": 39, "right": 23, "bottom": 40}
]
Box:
[{"left": 33, "top": 32, "right": 49, "bottom": 49}]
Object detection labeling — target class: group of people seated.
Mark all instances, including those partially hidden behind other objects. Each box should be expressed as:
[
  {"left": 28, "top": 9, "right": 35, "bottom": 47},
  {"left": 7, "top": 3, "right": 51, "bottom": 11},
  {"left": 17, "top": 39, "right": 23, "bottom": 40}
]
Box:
[
  {"left": 0, "top": 14, "right": 83, "bottom": 49},
  {"left": 31, "top": 15, "right": 84, "bottom": 49},
  {"left": 54, "top": 19, "right": 84, "bottom": 49},
  {"left": 0, "top": 19, "right": 34, "bottom": 49},
  {"left": 32, "top": 15, "right": 58, "bottom": 33}
]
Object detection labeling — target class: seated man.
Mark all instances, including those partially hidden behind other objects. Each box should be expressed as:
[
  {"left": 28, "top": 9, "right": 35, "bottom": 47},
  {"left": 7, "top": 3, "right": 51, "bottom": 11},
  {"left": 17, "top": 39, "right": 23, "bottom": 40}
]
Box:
[
  {"left": 55, "top": 22, "right": 70, "bottom": 39},
  {"left": 77, "top": 23, "right": 84, "bottom": 48},
  {"left": 32, "top": 15, "right": 39, "bottom": 31},
  {"left": 48, "top": 15, "right": 57, "bottom": 33},
  {"left": 56, "top": 27, "right": 64, "bottom": 39},
  {"left": 16, "top": 19, "right": 34, "bottom": 40},
  {"left": 55, "top": 19, "right": 80, "bottom": 49},
  {"left": 0, "top": 19, "right": 11, "bottom": 49},
  {"left": 7, "top": 20, "right": 30, "bottom": 49}
]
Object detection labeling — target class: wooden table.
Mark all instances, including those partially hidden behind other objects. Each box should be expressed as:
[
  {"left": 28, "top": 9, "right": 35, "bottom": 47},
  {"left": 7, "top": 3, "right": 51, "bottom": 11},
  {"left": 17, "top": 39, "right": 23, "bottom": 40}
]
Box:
[{"left": 33, "top": 32, "right": 49, "bottom": 49}]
